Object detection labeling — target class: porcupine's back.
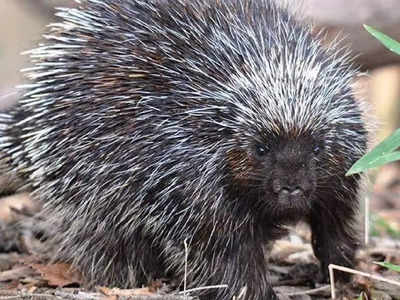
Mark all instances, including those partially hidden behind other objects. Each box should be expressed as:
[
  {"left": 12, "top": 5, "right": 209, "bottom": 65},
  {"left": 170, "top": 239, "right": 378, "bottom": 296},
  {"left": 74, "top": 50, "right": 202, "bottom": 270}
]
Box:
[
  {"left": 0, "top": 0, "right": 367, "bottom": 289},
  {"left": 0, "top": 0, "right": 364, "bottom": 188}
]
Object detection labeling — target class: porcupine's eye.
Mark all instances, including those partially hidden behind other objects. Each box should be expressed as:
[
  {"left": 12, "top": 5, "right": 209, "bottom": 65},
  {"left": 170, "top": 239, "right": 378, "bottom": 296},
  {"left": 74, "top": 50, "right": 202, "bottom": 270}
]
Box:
[{"left": 255, "top": 144, "right": 268, "bottom": 158}]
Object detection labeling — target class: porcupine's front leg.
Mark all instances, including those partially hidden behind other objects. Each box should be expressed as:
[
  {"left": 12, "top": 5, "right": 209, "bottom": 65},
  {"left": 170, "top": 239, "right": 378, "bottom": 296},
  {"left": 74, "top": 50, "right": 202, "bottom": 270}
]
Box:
[
  {"left": 309, "top": 177, "right": 360, "bottom": 282},
  {"left": 174, "top": 234, "right": 278, "bottom": 300}
]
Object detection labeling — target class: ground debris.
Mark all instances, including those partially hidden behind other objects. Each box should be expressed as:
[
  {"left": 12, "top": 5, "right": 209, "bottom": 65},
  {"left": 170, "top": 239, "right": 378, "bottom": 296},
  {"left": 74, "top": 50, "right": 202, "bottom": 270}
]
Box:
[{"left": 0, "top": 196, "right": 400, "bottom": 299}]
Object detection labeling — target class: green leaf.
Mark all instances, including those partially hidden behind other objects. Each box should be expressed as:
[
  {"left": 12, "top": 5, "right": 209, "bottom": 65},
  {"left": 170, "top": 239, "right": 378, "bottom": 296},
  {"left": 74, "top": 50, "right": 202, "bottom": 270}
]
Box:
[
  {"left": 374, "top": 262, "right": 400, "bottom": 273},
  {"left": 347, "top": 128, "right": 400, "bottom": 175},
  {"left": 364, "top": 25, "right": 400, "bottom": 56}
]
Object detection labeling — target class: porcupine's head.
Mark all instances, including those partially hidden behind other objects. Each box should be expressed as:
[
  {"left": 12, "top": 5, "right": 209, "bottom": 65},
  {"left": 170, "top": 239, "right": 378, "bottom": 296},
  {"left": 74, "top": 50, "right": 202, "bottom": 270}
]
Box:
[{"left": 210, "top": 3, "right": 369, "bottom": 222}]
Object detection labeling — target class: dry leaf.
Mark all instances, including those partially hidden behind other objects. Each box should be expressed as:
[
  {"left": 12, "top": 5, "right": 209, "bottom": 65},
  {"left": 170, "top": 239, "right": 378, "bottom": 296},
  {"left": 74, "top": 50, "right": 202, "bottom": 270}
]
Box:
[{"left": 30, "top": 263, "right": 82, "bottom": 287}]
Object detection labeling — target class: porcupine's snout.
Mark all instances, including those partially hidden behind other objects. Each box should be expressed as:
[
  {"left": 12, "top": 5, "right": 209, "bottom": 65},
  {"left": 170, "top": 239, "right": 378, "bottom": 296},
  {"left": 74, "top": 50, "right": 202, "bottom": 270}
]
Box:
[
  {"left": 272, "top": 171, "right": 315, "bottom": 203},
  {"left": 268, "top": 138, "right": 318, "bottom": 206}
]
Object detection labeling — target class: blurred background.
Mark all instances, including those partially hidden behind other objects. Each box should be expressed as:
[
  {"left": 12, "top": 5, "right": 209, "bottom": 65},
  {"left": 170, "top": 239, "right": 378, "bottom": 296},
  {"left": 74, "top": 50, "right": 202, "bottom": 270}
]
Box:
[
  {"left": 1, "top": 0, "right": 400, "bottom": 235},
  {"left": 0, "top": 0, "right": 73, "bottom": 109}
]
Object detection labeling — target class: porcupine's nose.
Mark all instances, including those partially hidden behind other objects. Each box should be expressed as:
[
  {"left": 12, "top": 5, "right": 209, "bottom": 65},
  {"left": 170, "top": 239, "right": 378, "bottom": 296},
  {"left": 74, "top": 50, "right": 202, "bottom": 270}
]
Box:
[{"left": 273, "top": 179, "right": 305, "bottom": 198}]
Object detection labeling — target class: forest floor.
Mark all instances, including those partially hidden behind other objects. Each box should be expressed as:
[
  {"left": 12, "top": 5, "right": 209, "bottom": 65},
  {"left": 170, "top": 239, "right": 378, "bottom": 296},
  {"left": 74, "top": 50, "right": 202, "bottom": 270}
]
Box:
[{"left": 0, "top": 190, "right": 399, "bottom": 300}]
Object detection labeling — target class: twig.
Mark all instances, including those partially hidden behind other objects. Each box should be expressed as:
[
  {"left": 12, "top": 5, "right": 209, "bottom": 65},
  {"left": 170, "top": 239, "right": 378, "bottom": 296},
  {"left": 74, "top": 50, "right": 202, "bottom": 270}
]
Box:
[
  {"left": 54, "top": 291, "right": 99, "bottom": 300},
  {"left": 0, "top": 294, "right": 55, "bottom": 299},
  {"left": 329, "top": 264, "right": 400, "bottom": 299},
  {"left": 364, "top": 196, "right": 369, "bottom": 246},
  {"left": 285, "top": 285, "right": 330, "bottom": 296},
  {"left": 183, "top": 238, "right": 188, "bottom": 298},
  {"left": 178, "top": 285, "right": 228, "bottom": 294}
]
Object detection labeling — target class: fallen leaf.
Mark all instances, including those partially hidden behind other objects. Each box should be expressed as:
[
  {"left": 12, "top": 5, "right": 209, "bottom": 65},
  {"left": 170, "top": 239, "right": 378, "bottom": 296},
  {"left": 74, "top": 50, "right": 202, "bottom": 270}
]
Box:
[{"left": 30, "top": 263, "right": 82, "bottom": 287}]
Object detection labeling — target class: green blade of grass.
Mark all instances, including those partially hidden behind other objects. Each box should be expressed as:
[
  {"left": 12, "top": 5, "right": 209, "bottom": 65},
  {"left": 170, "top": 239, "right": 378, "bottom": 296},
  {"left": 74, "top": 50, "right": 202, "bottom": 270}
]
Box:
[
  {"left": 348, "top": 151, "right": 400, "bottom": 174},
  {"left": 364, "top": 25, "right": 400, "bottom": 55},
  {"left": 374, "top": 262, "right": 400, "bottom": 273},
  {"left": 347, "top": 128, "right": 400, "bottom": 175}
]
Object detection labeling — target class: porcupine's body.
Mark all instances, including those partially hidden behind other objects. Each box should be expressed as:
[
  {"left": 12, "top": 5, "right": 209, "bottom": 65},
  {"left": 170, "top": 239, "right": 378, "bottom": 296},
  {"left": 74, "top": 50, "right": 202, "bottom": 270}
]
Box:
[{"left": 0, "top": 0, "right": 367, "bottom": 299}]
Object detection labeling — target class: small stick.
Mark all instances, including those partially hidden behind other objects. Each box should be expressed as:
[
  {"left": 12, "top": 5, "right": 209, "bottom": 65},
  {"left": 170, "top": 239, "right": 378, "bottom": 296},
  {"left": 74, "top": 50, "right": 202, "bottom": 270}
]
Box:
[
  {"left": 285, "top": 285, "right": 330, "bottom": 296},
  {"left": 178, "top": 284, "right": 228, "bottom": 294},
  {"left": 364, "top": 196, "right": 369, "bottom": 246},
  {"left": 329, "top": 264, "right": 400, "bottom": 299},
  {"left": 183, "top": 238, "right": 188, "bottom": 299}
]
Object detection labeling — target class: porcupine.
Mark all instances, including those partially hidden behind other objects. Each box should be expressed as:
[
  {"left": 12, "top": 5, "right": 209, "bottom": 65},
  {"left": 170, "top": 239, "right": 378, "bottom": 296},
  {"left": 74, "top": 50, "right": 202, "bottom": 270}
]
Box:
[{"left": 0, "top": 0, "right": 368, "bottom": 299}]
